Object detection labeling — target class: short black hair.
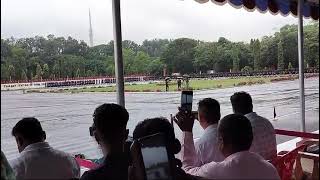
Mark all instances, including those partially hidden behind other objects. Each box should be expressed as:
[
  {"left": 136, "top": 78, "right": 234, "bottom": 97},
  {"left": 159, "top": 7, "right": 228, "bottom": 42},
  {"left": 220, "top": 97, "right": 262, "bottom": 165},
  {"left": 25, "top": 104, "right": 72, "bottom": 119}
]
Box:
[
  {"left": 198, "top": 98, "right": 221, "bottom": 124},
  {"left": 133, "top": 117, "right": 175, "bottom": 144},
  {"left": 230, "top": 91, "right": 253, "bottom": 114},
  {"left": 218, "top": 114, "right": 253, "bottom": 152},
  {"left": 12, "top": 117, "right": 45, "bottom": 142},
  {"left": 93, "top": 103, "right": 129, "bottom": 143}
]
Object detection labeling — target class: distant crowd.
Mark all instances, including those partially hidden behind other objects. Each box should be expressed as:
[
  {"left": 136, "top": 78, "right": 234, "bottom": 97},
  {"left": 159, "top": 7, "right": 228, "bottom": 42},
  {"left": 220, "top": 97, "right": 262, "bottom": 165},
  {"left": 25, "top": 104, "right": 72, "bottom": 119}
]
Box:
[{"left": 1, "top": 91, "right": 280, "bottom": 180}]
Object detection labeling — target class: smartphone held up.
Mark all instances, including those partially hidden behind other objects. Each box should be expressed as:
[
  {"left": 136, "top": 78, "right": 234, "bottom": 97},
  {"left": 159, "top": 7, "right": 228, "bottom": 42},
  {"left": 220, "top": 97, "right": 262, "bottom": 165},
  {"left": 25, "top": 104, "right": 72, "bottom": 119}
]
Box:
[
  {"left": 180, "top": 91, "right": 193, "bottom": 112},
  {"left": 130, "top": 133, "right": 176, "bottom": 180}
]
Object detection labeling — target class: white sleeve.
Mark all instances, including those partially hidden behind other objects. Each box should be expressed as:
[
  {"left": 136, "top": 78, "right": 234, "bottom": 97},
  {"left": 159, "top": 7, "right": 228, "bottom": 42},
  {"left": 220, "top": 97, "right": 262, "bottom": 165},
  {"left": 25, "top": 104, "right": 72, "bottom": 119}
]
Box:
[{"left": 180, "top": 132, "right": 218, "bottom": 178}]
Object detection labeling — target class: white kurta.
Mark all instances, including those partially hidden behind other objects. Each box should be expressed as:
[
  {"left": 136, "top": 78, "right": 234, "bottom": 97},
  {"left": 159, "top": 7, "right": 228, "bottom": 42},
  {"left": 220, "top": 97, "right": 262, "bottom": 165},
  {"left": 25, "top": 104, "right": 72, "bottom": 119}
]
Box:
[
  {"left": 181, "top": 132, "right": 280, "bottom": 180},
  {"left": 10, "top": 142, "right": 80, "bottom": 180}
]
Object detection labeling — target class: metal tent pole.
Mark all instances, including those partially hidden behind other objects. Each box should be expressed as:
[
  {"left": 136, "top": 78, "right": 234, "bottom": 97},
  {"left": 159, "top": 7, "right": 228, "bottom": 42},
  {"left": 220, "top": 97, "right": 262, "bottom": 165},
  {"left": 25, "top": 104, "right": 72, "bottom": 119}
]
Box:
[
  {"left": 297, "top": 0, "right": 306, "bottom": 132},
  {"left": 112, "top": 0, "right": 125, "bottom": 107}
]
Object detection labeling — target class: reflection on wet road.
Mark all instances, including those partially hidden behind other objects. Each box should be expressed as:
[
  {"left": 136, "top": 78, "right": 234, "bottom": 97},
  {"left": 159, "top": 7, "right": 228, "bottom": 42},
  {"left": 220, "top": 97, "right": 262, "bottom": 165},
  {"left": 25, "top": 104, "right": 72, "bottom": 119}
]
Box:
[{"left": 1, "top": 77, "right": 319, "bottom": 160}]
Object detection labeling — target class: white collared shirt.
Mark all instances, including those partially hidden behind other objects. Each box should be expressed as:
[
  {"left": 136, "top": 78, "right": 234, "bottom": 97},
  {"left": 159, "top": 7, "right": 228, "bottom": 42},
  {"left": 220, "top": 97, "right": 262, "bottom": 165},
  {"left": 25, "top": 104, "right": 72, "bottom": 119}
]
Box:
[
  {"left": 245, "top": 112, "right": 277, "bottom": 160},
  {"left": 181, "top": 132, "right": 280, "bottom": 179},
  {"left": 194, "top": 124, "right": 224, "bottom": 164},
  {"left": 10, "top": 142, "right": 80, "bottom": 180}
]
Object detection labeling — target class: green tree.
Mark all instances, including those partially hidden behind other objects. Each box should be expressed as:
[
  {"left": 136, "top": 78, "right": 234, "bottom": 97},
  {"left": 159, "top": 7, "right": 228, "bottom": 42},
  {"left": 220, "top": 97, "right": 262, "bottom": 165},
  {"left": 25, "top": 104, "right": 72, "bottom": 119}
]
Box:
[
  {"left": 123, "top": 48, "right": 136, "bottom": 74},
  {"left": 52, "top": 63, "right": 60, "bottom": 78},
  {"left": 193, "top": 42, "right": 216, "bottom": 72},
  {"left": 288, "top": 62, "right": 293, "bottom": 69},
  {"left": 76, "top": 68, "right": 81, "bottom": 77},
  {"left": 132, "top": 51, "right": 151, "bottom": 73},
  {"left": 304, "top": 22, "right": 319, "bottom": 68},
  {"left": 86, "top": 70, "right": 94, "bottom": 77},
  {"left": 42, "top": 64, "right": 50, "bottom": 79},
  {"left": 8, "top": 64, "right": 15, "bottom": 81},
  {"left": 250, "top": 39, "right": 262, "bottom": 71},
  {"left": 140, "top": 39, "right": 170, "bottom": 57},
  {"left": 260, "top": 36, "right": 278, "bottom": 70},
  {"left": 35, "top": 63, "right": 43, "bottom": 80},
  {"left": 241, "top": 66, "right": 253, "bottom": 72},
  {"left": 1, "top": 64, "right": 9, "bottom": 80},
  {"left": 161, "top": 38, "right": 198, "bottom": 74},
  {"left": 21, "top": 70, "right": 28, "bottom": 81},
  {"left": 146, "top": 58, "right": 164, "bottom": 76},
  {"left": 278, "top": 39, "right": 285, "bottom": 70}
]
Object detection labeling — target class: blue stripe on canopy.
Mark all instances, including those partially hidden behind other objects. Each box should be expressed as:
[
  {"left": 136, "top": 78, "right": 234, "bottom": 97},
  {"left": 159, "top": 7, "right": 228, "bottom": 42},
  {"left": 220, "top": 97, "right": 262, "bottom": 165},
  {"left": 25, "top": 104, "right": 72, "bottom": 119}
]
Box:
[
  {"left": 255, "top": 0, "right": 268, "bottom": 12},
  {"left": 194, "top": 0, "right": 319, "bottom": 20}
]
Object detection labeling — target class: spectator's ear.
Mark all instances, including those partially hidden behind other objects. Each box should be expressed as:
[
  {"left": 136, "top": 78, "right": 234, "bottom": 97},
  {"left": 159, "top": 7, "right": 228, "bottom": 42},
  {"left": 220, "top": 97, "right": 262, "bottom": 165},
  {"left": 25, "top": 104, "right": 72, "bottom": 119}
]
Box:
[
  {"left": 173, "top": 139, "right": 181, "bottom": 154},
  {"left": 42, "top": 131, "right": 46, "bottom": 141},
  {"left": 198, "top": 112, "right": 204, "bottom": 122},
  {"left": 125, "top": 129, "right": 129, "bottom": 139},
  {"left": 16, "top": 136, "right": 25, "bottom": 153},
  {"left": 94, "top": 131, "right": 101, "bottom": 144},
  {"left": 16, "top": 136, "right": 23, "bottom": 146}
]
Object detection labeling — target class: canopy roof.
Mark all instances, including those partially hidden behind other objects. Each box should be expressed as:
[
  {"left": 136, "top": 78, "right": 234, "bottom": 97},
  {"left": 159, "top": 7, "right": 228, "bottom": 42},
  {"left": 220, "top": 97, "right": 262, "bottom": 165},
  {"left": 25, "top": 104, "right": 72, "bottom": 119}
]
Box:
[{"left": 195, "top": 0, "right": 319, "bottom": 20}]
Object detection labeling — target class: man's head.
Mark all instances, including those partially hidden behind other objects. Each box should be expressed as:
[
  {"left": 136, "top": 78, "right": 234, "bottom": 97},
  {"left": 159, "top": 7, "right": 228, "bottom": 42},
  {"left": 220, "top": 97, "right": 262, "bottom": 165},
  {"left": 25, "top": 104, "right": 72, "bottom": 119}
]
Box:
[
  {"left": 12, "top": 117, "right": 46, "bottom": 153},
  {"left": 217, "top": 114, "right": 253, "bottom": 157},
  {"left": 197, "top": 98, "right": 221, "bottom": 127},
  {"left": 133, "top": 117, "right": 181, "bottom": 155},
  {"left": 230, "top": 91, "right": 253, "bottom": 115},
  {"left": 92, "top": 103, "right": 129, "bottom": 154}
]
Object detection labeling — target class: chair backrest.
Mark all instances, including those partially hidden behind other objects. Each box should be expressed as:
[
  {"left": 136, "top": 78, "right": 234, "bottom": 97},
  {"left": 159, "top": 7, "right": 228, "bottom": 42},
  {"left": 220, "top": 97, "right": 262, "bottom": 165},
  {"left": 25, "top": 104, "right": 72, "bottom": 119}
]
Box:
[
  {"left": 270, "top": 145, "right": 307, "bottom": 180},
  {"left": 75, "top": 157, "right": 98, "bottom": 169}
]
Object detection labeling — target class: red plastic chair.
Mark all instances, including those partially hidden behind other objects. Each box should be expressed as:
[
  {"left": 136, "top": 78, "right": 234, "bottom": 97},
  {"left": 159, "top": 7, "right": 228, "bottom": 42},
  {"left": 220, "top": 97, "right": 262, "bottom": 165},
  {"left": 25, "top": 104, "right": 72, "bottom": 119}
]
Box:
[
  {"left": 75, "top": 157, "right": 98, "bottom": 169},
  {"left": 270, "top": 145, "right": 307, "bottom": 180}
]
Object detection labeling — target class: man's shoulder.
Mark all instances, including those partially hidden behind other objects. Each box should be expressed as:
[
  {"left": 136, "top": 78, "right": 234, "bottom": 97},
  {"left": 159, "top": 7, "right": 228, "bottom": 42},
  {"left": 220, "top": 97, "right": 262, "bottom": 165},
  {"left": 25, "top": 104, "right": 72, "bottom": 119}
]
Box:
[
  {"left": 50, "top": 148, "right": 75, "bottom": 159},
  {"left": 247, "top": 113, "right": 274, "bottom": 127},
  {"left": 47, "top": 148, "right": 79, "bottom": 167},
  {"left": 10, "top": 156, "right": 24, "bottom": 168}
]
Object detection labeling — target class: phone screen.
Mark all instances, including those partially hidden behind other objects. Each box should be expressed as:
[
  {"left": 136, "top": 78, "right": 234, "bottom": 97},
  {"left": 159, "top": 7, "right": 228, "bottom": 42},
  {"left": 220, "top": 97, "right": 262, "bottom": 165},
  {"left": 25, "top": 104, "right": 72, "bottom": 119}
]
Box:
[
  {"left": 181, "top": 91, "right": 193, "bottom": 111},
  {"left": 140, "top": 134, "right": 173, "bottom": 180}
]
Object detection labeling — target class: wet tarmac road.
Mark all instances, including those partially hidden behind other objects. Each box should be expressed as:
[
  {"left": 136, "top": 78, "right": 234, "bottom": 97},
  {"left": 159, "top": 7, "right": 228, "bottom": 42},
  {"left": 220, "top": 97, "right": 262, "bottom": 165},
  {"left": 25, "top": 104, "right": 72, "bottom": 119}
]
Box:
[{"left": 1, "top": 77, "right": 319, "bottom": 160}]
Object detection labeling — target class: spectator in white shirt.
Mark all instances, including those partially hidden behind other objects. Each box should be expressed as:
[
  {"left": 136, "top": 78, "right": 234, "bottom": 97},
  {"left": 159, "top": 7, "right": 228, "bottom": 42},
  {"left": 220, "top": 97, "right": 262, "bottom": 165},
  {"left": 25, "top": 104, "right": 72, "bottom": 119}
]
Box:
[
  {"left": 230, "top": 91, "right": 277, "bottom": 160},
  {"left": 175, "top": 113, "right": 280, "bottom": 179},
  {"left": 10, "top": 117, "right": 80, "bottom": 180},
  {"left": 193, "top": 98, "right": 224, "bottom": 164}
]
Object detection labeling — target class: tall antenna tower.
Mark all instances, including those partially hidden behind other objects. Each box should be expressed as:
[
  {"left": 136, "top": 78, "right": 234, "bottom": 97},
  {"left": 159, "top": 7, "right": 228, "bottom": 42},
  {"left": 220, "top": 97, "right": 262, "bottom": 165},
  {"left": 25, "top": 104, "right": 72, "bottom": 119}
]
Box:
[{"left": 89, "top": 9, "right": 94, "bottom": 47}]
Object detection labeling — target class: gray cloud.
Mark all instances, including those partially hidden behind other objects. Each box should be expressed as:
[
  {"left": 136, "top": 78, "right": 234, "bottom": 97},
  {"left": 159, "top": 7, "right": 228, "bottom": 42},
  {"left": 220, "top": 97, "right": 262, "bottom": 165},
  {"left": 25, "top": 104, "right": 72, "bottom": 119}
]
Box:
[{"left": 1, "top": 0, "right": 309, "bottom": 45}]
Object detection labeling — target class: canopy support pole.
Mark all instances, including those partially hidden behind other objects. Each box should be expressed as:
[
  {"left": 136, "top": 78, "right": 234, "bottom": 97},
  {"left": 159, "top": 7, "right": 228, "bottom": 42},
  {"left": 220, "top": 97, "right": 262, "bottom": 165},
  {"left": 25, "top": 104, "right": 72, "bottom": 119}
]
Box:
[
  {"left": 112, "top": 0, "right": 125, "bottom": 107},
  {"left": 298, "top": 0, "right": 306, "bottom": 132}
]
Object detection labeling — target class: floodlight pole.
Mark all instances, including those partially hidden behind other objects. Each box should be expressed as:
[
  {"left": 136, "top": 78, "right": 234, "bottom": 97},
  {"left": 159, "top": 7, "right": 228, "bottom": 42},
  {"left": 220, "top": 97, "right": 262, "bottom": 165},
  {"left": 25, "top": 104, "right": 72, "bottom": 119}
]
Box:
[
  {"left": 112, "top": 0, "right": 125, "bottom": 107},
  {"left": 297, "top": 0, "right": 306, "bottom": 132}
]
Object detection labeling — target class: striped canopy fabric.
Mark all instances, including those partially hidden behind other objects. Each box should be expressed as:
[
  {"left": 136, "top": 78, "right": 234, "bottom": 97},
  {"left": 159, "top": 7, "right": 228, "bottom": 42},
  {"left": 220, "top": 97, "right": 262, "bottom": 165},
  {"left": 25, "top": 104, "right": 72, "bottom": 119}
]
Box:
[{"left": 194, "top": 0, "right": 319, "bottom": 20}]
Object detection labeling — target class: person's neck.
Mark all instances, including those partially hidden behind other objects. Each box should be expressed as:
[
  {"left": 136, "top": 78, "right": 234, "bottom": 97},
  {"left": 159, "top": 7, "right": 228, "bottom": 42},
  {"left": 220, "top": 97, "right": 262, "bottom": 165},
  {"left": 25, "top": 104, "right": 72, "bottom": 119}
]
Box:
[
  {"left": 200, "top": 122, "right": 213, "bottom": 130},
  {"left": 103, "top": 144, "right": 124, "bottom": 156},
  {"left": 237, "top": 110, "right": 252, "bottom": 115}
]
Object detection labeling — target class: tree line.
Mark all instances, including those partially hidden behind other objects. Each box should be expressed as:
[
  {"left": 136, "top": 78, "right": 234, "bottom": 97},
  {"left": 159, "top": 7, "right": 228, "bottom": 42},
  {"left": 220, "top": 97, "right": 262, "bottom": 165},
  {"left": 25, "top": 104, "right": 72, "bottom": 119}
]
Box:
[{"left": 1, "top": 22, "right": 318, "bottom": 81}]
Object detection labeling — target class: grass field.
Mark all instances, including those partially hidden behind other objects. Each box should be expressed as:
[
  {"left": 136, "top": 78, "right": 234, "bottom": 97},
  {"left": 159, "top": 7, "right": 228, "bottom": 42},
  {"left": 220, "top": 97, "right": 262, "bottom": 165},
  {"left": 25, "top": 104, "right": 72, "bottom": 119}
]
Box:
[{"left": 63, "top": 76, "right": 277, "bottom": 93}]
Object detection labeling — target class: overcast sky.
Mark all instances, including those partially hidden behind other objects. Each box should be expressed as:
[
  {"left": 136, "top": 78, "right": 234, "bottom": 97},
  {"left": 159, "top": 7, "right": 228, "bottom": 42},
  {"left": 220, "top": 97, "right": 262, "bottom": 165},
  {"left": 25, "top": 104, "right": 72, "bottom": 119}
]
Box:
[{"left": 1, "top": 0, "right": 312, "bottom": 45}]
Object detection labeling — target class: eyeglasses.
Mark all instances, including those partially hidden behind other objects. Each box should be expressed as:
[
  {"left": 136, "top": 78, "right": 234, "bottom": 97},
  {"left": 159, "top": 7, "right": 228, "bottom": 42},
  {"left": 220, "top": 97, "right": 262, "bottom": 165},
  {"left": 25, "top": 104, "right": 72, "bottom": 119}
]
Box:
[{"left": 89, "top": 125, "right": 96, "bottom": 136}]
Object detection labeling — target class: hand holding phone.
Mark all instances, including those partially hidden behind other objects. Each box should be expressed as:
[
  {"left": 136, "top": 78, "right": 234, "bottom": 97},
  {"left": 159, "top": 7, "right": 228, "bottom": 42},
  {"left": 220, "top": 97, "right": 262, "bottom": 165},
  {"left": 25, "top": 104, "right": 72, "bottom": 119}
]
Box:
[
  {"left": 173, "top": 108, "right": 195, "bottom": 132},
  {"left": 130, "top": 133, "right": 176, "bottom": 180}
]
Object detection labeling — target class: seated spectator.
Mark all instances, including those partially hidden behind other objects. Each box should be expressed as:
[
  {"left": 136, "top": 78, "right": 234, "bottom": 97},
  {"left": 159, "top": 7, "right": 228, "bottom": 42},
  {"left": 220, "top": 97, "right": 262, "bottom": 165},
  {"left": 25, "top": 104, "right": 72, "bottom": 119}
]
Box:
[
  {"left": 132, "top": 117, "right": 207, "bottom": 180},
  {"left": 10, "top": 117, "right": 80, "bottom": 179},
  {"left": 1, "top": 151, "right": 15, "bottom": 180},
  {"left": 175, "top": 113, "right": 280, "bottom": 179},
  {"left": 230, "top": 91, "right": 277, "bottom": 160},
  {"left": 80, "top": 103, "right": 130, "bottom": 180},
  {"left": 192, "top": 98, "right": 224, "bottom": 164}
]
